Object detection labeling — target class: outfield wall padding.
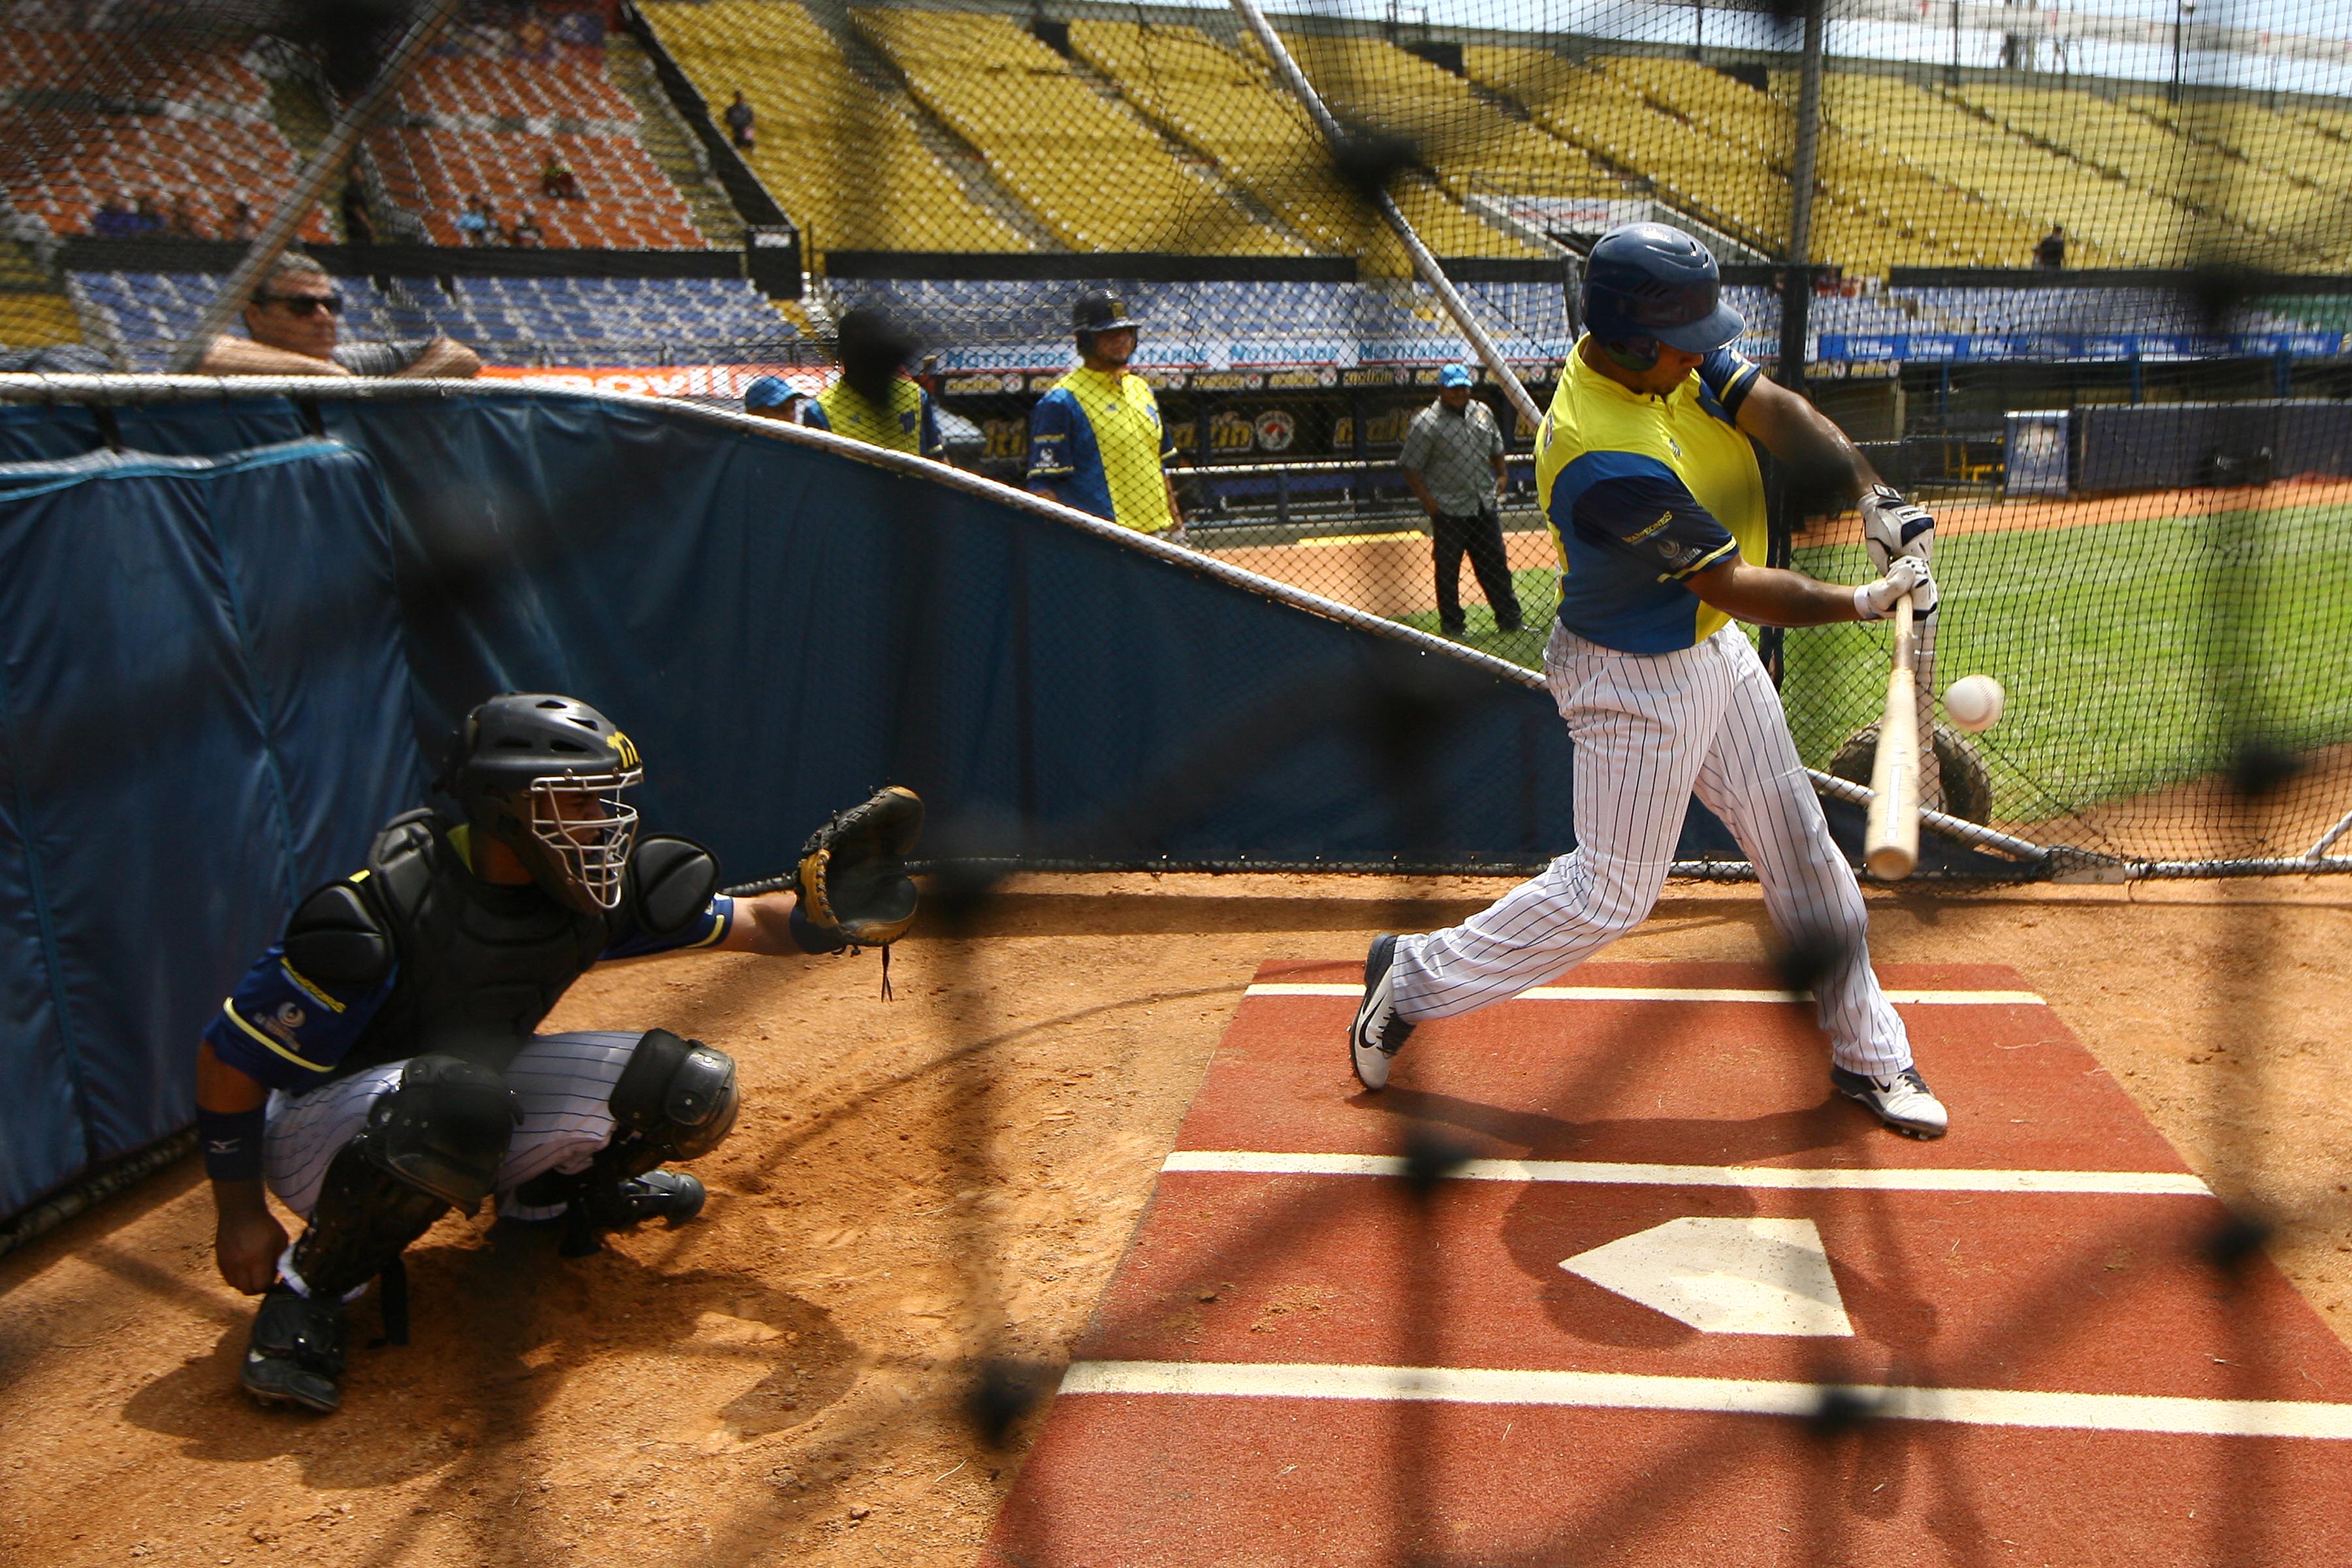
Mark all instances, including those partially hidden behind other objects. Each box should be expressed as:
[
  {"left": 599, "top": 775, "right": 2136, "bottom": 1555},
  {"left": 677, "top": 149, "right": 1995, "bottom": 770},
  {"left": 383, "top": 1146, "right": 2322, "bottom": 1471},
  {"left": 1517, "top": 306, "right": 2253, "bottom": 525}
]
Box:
[{"left": 0, "top": 385, "right": 2006, "bottom": 1221}]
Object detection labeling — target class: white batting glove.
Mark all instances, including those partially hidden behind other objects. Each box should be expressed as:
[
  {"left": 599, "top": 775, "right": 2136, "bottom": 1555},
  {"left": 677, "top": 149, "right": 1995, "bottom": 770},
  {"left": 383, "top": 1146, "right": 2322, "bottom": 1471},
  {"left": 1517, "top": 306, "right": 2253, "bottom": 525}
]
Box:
[
  {"left": 1855, "top": 554, "right": 1937, "bottom": 620},
  {"left": 1861, "top": 484, "right": 1935, "bottom": 572}
]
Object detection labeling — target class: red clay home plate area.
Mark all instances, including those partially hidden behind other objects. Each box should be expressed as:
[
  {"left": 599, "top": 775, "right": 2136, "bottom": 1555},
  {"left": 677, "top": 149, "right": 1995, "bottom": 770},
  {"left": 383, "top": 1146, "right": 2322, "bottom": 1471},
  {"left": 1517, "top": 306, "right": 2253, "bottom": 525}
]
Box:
[{"left": 981, "top": 962, "right": 2352, "bottom": 1568}]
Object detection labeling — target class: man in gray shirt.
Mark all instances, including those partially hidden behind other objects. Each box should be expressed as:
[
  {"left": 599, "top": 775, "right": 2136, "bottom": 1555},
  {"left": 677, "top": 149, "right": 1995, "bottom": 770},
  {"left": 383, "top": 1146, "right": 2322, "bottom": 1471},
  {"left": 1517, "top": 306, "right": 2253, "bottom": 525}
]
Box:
[
  {"left": 1398, "top": 364, "right": 1521, "bottom": 637},
  {"left": 197, "top": 252, "right": 479, "bottom": 380}
]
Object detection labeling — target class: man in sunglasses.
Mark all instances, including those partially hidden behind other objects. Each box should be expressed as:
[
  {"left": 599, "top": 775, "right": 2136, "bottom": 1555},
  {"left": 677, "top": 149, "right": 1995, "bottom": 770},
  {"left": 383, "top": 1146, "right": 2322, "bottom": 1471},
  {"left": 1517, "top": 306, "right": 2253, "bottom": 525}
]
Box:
[{"left": 198, "top": 252, "right": 480, "bottom": 379}]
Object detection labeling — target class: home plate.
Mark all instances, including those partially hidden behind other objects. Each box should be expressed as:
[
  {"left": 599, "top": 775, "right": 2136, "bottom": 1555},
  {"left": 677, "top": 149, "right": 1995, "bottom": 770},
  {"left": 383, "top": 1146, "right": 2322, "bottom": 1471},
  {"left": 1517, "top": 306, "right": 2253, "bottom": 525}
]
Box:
[
  {"left": 979, "top": 961, "right": 2352, "bottom": 1567},
  {"left": 1566, "top": 1216, "right": 1854, "bottom": 1336}
]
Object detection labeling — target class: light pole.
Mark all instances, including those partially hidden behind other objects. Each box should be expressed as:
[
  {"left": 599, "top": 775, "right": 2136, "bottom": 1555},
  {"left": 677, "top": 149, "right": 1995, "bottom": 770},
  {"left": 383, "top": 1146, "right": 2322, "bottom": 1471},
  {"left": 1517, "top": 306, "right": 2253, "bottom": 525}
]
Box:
[{"left": 2171, "top": 0, "right": 2197, "bottom": 103}]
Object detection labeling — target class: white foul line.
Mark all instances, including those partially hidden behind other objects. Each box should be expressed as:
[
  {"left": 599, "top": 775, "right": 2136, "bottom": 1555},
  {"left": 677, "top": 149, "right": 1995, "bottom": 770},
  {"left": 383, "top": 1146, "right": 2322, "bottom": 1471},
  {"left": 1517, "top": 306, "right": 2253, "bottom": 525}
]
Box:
[
  {"left": 1057, "top": 1360, "right": 2352, "bottom": 1440},
  {"left": 1246, "top": 983, "right": 2044, "bottom": 1006},
  {"left": 1160, "top": 1150, "right": 2211, "bottom": 1196}
]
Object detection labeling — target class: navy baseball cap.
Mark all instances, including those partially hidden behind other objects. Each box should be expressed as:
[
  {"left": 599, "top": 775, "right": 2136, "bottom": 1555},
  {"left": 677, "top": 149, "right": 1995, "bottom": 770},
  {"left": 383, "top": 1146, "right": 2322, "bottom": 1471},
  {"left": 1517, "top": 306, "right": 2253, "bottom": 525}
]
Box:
[
  {"left": 1581, "top": 223, "right": 1744, "bottom": 353},
  {"left": 1438, "top": 364, "right": 1475, "bottom": 388},
  {"left": 743, "top": 376, "right": 794, "bottom": 409}
]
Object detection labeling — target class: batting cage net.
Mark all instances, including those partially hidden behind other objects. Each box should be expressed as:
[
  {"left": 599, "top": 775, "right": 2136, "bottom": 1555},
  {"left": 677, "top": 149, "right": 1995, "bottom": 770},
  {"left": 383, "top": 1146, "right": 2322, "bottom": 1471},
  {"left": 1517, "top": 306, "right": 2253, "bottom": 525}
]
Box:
[
  {"left": 12, "top": 0, "right": 2343, "bottom": 871},
  {"left": 6, "top": 3, "right": 2352, "bottom": 1563}
]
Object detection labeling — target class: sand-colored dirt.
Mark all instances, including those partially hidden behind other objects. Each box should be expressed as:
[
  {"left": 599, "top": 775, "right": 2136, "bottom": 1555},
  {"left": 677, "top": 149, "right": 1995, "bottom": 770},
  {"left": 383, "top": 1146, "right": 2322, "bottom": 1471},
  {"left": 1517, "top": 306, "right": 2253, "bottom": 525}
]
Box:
[{"left": 3, "top": 874, "right": 2348, "bottom": 1566}]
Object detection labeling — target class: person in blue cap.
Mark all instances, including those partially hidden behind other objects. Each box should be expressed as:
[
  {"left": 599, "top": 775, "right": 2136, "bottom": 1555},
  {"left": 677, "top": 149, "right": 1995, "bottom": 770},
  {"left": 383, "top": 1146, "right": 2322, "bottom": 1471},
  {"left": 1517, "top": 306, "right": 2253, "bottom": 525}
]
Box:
[
  {"left": 743, "top": 375, "right": 809, "bottom": 424},
  {"left": 1399, "top": 363, "right": 1521, "bottom": 639}
]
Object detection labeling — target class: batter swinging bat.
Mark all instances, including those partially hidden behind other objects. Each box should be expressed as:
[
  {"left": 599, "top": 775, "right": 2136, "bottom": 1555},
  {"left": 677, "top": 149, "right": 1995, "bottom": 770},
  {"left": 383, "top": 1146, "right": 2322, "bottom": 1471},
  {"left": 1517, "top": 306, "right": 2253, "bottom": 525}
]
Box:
[{"left": 1865, "top": 592, "right": 1921, "bottom": 880}]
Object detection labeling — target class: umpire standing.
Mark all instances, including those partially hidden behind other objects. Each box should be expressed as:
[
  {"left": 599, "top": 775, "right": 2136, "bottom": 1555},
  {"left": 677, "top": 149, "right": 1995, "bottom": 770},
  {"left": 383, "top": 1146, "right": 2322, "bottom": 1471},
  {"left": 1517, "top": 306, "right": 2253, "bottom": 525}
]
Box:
[{"left": 1400, "top": 365, "right": 1522, "bottom": 638}]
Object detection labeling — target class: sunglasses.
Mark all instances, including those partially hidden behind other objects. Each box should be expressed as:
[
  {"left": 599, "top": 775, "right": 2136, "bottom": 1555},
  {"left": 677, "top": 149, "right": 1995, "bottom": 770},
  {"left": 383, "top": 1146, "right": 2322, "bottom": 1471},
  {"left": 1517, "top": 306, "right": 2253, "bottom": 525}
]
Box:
[{"left": 256, "top": 293, "right": 343, "bottom": 316}]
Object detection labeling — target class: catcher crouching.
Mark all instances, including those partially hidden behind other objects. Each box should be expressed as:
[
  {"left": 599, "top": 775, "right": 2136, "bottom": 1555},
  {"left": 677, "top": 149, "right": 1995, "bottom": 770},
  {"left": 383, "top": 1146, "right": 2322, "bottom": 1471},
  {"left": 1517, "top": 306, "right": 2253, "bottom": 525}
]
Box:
[{"left": 194, "top": 693, "right": 922, "bottom": 1414}]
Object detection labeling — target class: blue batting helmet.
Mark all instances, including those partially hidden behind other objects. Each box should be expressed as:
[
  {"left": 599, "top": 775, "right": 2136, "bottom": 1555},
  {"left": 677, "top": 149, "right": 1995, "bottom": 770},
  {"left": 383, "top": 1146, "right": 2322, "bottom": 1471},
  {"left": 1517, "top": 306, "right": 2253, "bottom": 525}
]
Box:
[{"left": 1579, "top": 223, "right": 1743, "bottom": 365}]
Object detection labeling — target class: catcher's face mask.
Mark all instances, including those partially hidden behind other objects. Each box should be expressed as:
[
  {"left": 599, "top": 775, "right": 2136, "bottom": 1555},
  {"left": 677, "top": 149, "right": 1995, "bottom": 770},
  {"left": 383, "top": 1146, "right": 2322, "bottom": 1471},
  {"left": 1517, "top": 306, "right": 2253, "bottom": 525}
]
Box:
[{"left": 508, "top": 768, "right": 642, "bottom": 913}]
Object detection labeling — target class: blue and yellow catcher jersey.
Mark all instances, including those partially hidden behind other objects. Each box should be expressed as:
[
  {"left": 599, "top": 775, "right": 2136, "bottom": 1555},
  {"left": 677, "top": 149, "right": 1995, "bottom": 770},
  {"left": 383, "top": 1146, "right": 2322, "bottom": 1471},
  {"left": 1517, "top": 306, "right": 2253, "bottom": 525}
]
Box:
[
  {"left": 1536, "top": 340, "right": 1766, "bottom": 653},
  {"left": 1026, "top": 367, "right": 1177, "bottom": 534},
  {"left": 807, "top": 375, "right": 942, "bottom": 458}
]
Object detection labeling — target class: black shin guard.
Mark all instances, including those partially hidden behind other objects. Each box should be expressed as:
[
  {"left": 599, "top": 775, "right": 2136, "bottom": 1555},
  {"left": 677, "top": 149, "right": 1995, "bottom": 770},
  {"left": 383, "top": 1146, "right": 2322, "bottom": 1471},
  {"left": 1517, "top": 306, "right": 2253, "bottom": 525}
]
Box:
[{"left": 287, "top": 1139, "right": 452, "bottom": 1300}]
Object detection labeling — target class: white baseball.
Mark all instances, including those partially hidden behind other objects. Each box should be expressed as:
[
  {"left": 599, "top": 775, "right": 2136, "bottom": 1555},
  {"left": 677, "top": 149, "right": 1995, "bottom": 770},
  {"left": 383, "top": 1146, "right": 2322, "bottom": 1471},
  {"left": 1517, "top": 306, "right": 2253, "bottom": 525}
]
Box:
[{"left": 1942, "top": 674, "right": 2005, "bottom": 733}]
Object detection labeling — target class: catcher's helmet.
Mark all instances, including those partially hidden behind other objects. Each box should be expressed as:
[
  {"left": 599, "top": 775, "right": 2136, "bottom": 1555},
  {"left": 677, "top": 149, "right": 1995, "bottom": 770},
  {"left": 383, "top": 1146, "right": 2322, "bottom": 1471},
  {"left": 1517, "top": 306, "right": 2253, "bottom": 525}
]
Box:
[
  {"left": 1578, "top": 223, "right": 1743, "bottom": 369},
  {"left": 1072, "top": 289, "right": 1140, "bottom": 351},
  {"left": 441, "top": 694, "right": 643, "bottom": 914}
]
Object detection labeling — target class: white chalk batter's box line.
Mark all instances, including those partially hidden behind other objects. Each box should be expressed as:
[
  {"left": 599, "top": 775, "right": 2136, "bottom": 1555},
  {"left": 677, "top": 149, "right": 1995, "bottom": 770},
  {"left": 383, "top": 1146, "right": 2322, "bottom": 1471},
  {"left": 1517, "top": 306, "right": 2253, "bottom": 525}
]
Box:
[
  {"left": 1247, "top": 983, "right": 2046, "bottom": 1006},
  {"left": 1161, "top": 1151, "right": 2212, "bottom": 1197},
  {"left": 1057, "top": 1361, "right": 2352, "bottom": 1441}
]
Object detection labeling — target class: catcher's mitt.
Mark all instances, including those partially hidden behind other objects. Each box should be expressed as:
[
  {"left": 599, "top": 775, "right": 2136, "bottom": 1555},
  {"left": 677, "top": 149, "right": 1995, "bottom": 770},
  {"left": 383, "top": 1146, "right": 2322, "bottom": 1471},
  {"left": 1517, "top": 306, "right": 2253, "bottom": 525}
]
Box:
[{"left": 794, "top": 785, "right": 924, "bottom": 948}]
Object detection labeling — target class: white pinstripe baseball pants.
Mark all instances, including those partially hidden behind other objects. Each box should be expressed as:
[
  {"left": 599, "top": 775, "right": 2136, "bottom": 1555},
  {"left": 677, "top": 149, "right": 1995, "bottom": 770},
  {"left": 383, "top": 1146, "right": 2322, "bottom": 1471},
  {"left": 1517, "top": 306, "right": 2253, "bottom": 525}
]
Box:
[
  {"left": 263, "top": 1031, "right": 643, "bottom": 1222},
  {"left": 1391, "top": 621, "right": 1910, "bottom": 1075}
]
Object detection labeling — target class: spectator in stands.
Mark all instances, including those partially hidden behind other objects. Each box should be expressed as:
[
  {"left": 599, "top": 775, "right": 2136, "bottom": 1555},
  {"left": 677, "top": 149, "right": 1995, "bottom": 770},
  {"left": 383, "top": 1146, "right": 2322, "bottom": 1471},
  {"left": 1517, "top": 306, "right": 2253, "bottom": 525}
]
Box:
[
  {"left": 724, "top": 91, "right": 756, "bottom": 151},
  {"left": 132, "top": 195, "right": 165, "bottom": 236},
  {"left": 2037, "top": 224, "right": 2067, "bottom": 269},
  {"left": 167, "top": 193, "right": 206, "bottom": 240},
  {"left": 743, "top": 375, "right": 809, "bottom": 423},
  {"left": 225, "top": 196, "right": 258, "bottom": 243},
  {"left": 805, "top": 310, "right": 944, "bottom": 459},
  {"left": 510, "top": 208, "right": 546, "bottom": 248},
  {"left": 89, "top": 194, "right": 138, "bottom": 239},
  {"left": 540, "top": 153, "right": 582, "bottom": 201},
  {"left": 478, "top": 199, "right": 511, "bottom": 246},
  {"left": 1029, "top": 291, "right": 1184, "bottom": 540},
  {"left": 1401, "top": 364, "right": 1521, "bottom": 640},
  {"left": 455, "top": 195, "right": 491, "bottom": 246},
  {"left": 340, "top": 180, "right": 376, "bottom": 247},
  {"left": 197, "top": 251, "right": 481, "bottom": 380}
]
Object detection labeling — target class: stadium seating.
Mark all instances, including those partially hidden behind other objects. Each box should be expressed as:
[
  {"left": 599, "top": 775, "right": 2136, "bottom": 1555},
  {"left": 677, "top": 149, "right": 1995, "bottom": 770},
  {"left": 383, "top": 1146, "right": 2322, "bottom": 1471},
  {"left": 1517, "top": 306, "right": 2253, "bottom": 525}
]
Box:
[
  {"left": 66, "top": 269, "right": 797, "bottom": 370},
  {"left": 1602, "top": 56, "right": 2043, "bottom": 272},
  {"left": 0, "top": 27, "right": 330, "bottom": 242},
  {"left": 1270, "top": 31, "right": 1620, "bottom": 206},
  {"left": 1954, "top": 82, "right": 2313, "bottom": 268},
  {"left": 852, "top": 9, "right": 1300, "bottom": 256},
  {"left": 1811, "top": 73, "right": 2179, "bottom": 268},
  {"left": 643, "top": 0, "right": 1031, "bottom": 255},
  {"left": 364, "top": 28, "right": 711, "bottom": 250},
  {"left": 1069, "top": 20, "right": 1541, "bottom": 272}
]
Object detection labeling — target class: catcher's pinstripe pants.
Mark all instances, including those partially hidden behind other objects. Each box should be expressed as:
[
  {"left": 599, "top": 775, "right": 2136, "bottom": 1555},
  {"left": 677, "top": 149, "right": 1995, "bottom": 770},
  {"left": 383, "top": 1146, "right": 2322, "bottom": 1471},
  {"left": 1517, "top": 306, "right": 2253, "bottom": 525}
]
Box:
[
  {"left": 263, "top": 1031, "right": 643, "bottom": 1221},
  {"left": 1390, "top": 620, "right": 1910, "bottom": 1076}
]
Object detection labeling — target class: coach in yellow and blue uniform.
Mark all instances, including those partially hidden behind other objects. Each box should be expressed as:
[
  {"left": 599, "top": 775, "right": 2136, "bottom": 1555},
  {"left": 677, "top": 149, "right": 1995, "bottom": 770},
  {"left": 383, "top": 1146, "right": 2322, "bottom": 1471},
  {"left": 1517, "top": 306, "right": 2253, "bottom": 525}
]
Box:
[
  {"left": 805, "top": 309, "right": 943, "bottom": 459},
  {"left": 1027, "top": 290, "right": 1185, "bottom": 541},
  {"left": 1349, "top": 223, "right": 1952, "bottom": 1144}
]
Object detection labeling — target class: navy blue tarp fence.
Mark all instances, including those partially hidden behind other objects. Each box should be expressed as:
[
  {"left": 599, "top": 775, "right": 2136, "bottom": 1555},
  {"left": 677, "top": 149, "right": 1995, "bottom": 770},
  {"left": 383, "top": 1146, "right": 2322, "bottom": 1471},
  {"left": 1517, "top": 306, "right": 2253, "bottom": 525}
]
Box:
[{"left": 0, "top": 384, "right": 2006, "bottom": 1223}]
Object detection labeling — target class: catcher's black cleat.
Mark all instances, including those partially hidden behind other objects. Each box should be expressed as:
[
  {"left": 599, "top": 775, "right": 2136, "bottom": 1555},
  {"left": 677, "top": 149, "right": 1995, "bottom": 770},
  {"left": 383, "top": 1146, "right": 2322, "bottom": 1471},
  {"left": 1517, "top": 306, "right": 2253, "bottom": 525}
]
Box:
[{"left": 241, "top": 1286, "right": 349, "bottom": 1415}]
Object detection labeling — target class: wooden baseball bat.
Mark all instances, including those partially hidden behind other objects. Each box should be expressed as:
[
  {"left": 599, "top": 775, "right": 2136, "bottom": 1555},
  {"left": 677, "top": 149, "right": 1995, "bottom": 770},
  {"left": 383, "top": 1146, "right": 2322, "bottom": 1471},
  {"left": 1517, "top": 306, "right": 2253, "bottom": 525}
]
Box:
[{"left": 1864, "top": 592, "right": 1920, "bottom": 881}]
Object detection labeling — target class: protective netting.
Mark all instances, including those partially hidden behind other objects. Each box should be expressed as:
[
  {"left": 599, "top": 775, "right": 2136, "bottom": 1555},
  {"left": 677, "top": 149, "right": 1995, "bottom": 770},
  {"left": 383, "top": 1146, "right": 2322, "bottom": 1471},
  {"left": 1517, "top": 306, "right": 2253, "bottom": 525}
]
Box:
[{"left": 2, "top": 0, "right": 2349, "bottom": 868}]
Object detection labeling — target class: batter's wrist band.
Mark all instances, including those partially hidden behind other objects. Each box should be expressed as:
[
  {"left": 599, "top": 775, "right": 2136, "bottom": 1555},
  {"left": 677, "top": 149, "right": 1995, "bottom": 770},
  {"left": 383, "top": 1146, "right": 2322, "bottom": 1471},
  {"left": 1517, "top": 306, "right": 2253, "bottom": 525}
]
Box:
[
  {"left": 197, "top": 1105, "right": 267, "bottom": 1182},
  {"left": 1854, "top": 583, "right": 1880, "bottom": 621}
]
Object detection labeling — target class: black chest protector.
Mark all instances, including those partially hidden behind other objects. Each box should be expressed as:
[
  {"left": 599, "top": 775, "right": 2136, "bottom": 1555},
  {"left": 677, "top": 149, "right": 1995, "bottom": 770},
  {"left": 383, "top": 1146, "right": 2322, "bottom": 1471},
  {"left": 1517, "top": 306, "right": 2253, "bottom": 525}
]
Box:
[{"left": 334, "top": 810, "right": 617, "bottom": 1078}]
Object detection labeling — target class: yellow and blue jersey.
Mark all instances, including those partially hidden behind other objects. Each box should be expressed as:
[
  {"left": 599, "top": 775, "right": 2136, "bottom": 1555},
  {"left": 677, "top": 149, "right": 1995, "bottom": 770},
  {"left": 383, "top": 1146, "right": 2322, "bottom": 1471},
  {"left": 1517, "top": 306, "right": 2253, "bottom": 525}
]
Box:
[
  {"left": 1536, "top": 339, "right": 1767, "bottom": 653},
  {"left": 805, "top": 374, "right": 943, "bottom": 458},
  {"left": 1026, "top": 367, "right": 1177, "bottom": 534},
  {"left": 202, "top": 881, "right": 733, "bottom": 1091}
]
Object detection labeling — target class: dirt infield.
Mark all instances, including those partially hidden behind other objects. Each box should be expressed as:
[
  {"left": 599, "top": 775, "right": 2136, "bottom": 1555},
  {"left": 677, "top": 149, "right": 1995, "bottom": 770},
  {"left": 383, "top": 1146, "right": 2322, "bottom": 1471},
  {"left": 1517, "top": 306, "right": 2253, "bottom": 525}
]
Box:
[{"left": 2, "top": 876, "right": 2347, "bottom": 1565}]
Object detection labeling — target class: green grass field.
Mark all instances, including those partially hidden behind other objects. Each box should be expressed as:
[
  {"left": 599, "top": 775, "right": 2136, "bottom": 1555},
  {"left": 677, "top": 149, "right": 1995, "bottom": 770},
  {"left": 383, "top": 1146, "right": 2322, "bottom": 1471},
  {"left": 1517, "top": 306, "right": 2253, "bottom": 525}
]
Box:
[{"left": 1396, "top": 502, "right": 2352, "bottom": 827}]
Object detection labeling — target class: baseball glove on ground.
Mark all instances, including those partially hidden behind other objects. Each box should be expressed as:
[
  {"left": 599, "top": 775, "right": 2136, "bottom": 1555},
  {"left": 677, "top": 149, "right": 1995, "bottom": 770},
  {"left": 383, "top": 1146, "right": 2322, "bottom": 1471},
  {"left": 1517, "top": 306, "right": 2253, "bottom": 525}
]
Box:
[{"left": 794, "top": 785, "right": 924, "bottom": 948}]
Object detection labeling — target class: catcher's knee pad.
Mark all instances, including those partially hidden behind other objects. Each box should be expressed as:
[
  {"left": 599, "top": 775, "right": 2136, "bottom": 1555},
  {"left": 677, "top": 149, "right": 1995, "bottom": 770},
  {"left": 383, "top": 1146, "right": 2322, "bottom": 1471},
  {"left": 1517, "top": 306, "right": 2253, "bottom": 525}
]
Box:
[
  {"left": 608, "top": 1029, "right": 738, "bottom": 1172},
  {"left": 361, "top": 1053, "right": 518, "bottom": 1213}
]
